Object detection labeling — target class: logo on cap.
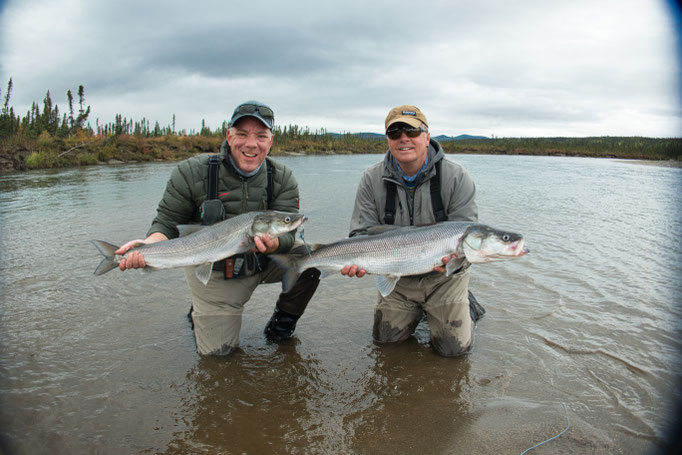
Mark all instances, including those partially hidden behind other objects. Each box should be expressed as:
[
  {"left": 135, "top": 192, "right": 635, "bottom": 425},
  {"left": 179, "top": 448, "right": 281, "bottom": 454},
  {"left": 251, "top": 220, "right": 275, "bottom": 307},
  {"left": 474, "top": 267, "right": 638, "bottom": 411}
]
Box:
[{"left": 402, "top": 111, "right": 417, "bottom": 116}]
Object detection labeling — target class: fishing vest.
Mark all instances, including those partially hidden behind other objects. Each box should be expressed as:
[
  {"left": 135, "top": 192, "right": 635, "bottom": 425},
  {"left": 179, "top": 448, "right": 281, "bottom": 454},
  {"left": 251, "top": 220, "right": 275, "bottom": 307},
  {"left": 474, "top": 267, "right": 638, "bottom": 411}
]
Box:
[
  {"left": 384, "top": 159, "right": 446, "bottom": 225},
  {"left": 201, "top": 154, "right": 274, "bottom": 278}
]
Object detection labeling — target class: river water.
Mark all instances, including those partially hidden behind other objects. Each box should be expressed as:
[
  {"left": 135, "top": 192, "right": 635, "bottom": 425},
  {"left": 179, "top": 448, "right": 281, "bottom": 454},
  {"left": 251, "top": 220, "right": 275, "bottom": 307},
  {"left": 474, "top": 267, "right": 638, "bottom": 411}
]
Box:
[{"left": 0, "top": 154, "right": 681, "bottom": 454}]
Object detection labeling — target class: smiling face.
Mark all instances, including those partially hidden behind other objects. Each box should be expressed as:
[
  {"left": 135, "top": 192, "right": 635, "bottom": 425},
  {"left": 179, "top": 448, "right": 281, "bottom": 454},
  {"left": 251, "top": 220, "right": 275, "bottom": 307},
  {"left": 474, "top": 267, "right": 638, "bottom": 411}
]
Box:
[
  {"left": 226, "top": 116, "right": 273, "bottom": 174},
  {"left": 386, "top": 122, "right": 431, "bottom": 176}
]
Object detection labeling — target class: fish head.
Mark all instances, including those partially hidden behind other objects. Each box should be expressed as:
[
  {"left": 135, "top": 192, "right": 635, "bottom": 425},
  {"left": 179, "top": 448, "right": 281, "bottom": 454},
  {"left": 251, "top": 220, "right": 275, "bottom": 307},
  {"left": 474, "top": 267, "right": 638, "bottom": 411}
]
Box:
[
  {"left": 462, "top": 225, "right": 529, "bottom": 263},
  {"left": 251, "top": 211, "right": 307, "bottom": 238}
]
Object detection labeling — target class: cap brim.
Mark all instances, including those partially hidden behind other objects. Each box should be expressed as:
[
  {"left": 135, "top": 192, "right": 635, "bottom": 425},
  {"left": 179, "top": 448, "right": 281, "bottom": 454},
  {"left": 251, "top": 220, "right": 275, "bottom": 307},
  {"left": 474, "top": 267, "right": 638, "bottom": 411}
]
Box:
[
  {"left": 230, "top": 113, "right": 273, "bottom": 129},
  {"left": 386, "top": 117, "right": 423, "bottom": 131}
]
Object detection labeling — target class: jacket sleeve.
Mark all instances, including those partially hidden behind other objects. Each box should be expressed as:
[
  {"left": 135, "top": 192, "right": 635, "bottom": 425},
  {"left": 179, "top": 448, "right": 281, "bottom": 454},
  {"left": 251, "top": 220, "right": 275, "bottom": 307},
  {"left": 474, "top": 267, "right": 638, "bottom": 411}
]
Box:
[
  {"left": 147, "top": 161, "right": 197, "bottom": 239},
  {"left": 349, "top": 170, "right": 381, "bottom": 237},
  {"left": 446, "top": 165, "right": 478, "bottom": 222},
  {"left": 268, "top": 165, "right": 299, "bottom": 253}
]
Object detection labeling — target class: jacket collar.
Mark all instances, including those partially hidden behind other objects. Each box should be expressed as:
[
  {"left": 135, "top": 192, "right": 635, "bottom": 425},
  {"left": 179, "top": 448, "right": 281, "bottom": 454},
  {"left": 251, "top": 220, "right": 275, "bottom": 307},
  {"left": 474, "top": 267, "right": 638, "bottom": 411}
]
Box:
[{"left": 383, "top": 138, "right": 444, "bottom": 184}]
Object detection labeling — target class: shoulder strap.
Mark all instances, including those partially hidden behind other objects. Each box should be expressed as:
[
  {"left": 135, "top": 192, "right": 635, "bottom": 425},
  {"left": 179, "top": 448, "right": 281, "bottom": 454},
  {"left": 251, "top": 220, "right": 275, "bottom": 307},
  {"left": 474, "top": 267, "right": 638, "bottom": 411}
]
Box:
[
  {"left": 383, "top": 180, "right": 397, "bottom": 225},
  {"left": 266, "top": 158, "right": 274, "bottom": 209},
  {"left": 208, "top": 154, "right": 220, "bottom": 200},
  {"left": 431, "top": 160, "right": 447, "bottom": 222}
]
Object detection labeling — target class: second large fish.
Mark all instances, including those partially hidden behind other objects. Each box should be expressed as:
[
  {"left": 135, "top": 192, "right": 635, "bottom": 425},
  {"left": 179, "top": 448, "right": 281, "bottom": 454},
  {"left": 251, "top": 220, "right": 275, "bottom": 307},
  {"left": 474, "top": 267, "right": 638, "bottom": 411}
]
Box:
[
  {"left": 271, "top": 221, "right": 528, "bottom": 297},
  {"left": 91, "top": 211, "right": 306, "bottom": 285}
]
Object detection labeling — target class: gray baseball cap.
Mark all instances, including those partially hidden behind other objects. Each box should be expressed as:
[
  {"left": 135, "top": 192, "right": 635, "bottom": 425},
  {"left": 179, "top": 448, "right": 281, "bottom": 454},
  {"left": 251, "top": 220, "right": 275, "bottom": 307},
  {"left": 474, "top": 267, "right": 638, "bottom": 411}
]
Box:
[{"left": 229, "top": 100, "right": 274, "bottom": 129}]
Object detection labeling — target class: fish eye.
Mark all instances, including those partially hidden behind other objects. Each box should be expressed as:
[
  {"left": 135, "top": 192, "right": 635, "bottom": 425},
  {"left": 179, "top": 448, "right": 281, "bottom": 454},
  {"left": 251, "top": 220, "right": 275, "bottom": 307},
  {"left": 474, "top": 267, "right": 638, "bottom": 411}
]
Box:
[
  {"left": 502, "top": 234, "right": 510, "bottom": 241},
  {"left": 285, "top": 216, "right": 291, "bottom": 223}
]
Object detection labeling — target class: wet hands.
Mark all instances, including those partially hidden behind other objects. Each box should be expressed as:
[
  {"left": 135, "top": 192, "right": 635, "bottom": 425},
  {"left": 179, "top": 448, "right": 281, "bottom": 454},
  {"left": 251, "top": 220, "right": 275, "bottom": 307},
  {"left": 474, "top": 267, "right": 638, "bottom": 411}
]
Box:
[
  {"left": 253, "top": 234, "right": 279, "bottom": 254},
  {"left": 341, "top": 265, "right": 367, "bottom": 278},
  {"left": 115, "top": 232, "right": 168, "bottom": 271},
  {"left": 433, "top": 254, "right": 458, "bottom": 273},
  {"left": 115, "top": 239, "right": 148, "bottom": 270}
]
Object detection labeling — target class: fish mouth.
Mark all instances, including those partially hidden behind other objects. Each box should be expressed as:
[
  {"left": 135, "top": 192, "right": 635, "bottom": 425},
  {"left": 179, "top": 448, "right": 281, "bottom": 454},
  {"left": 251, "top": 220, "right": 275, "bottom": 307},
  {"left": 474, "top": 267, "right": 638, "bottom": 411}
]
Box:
[{"left": 511, "top": 239, "right": 528, "bottom": 256}]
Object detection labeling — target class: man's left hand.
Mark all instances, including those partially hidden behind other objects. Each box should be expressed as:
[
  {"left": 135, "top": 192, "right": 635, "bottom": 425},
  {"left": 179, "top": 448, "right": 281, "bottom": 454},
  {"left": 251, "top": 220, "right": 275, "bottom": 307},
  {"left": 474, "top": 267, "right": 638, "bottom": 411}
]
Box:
[
  {"left": 253, "top": 234, "right": 279, "bottom": 254},
  {"left": 433, "top": 254, "right": 458, "bottom": 273}
]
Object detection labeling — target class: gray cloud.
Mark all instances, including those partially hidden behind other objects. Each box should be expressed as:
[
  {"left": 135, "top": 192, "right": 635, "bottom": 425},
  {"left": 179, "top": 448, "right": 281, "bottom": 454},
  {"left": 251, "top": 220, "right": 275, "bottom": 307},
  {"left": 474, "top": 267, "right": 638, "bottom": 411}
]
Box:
[{"left": 1, "top": 0, "right": 679, "bottom": 137}]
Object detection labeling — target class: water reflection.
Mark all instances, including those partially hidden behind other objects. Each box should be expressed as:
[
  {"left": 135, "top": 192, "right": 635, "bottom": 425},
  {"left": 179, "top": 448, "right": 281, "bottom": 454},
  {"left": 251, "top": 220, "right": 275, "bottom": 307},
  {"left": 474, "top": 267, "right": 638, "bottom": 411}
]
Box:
[
  {"left": 155, "top": 343, "right": 321, "bottom": 454},
  {"left": 347, "top": 342, "right": 472, "bottom": 454}
]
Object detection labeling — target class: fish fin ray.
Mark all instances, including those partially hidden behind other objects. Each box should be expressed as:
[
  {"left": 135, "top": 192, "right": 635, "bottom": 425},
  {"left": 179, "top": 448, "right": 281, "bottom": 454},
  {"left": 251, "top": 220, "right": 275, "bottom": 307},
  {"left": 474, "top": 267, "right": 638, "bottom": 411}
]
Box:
[
  {"left": 376, "top": 275, "right": 400, "bottom": 297},
  {"left": 269, "top": 254, "right": 302, "bottom": 293},
  {"left": 195, "top": 262, "right": 214, "bottom": 285},
  {"left": 91, "top": 240, "right": 120, "bottom": 275}
]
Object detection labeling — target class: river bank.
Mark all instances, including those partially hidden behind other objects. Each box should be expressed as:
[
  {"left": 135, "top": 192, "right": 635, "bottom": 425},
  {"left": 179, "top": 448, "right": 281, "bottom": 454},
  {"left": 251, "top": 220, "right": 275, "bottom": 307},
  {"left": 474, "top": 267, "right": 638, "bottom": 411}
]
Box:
[{"left": 0, "top": 133, "right": 680, "bottom": 173}]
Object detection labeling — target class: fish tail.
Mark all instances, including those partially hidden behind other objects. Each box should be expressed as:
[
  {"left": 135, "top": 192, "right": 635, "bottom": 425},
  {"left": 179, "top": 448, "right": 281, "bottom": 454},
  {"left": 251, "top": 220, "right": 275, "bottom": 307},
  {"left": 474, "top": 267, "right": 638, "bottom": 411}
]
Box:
[
  {"left": 269, "top": 254, "right": 302, "bottom": 293},
  {"left": 91, "top": 240, "right": 120, "bottom": 275}
]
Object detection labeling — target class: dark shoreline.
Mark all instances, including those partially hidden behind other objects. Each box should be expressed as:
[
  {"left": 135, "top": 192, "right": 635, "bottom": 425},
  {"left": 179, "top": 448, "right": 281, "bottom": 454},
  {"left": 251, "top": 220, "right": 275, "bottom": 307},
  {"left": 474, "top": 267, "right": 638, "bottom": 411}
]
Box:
[{"left": 1, "top": 134, "right": 680, "bottom": 174}]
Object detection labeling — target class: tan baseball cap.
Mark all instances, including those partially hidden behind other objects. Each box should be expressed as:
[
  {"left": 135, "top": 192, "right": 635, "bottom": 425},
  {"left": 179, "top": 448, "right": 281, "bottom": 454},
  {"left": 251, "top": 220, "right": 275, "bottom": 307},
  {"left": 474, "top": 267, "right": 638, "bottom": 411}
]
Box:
[{"left": 385, "top": 105, "right": 428, "bottom": 131}]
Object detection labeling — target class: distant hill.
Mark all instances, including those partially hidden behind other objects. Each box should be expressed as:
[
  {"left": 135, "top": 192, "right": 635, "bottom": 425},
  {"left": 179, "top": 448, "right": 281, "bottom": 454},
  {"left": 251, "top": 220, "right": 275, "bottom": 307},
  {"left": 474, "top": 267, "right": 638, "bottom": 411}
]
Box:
[
  {"left": 327, "top": 132, "right": 488, "bottom": 140},
  {"left": 434, "top": 134, "right": 489, "bottom": 141}
]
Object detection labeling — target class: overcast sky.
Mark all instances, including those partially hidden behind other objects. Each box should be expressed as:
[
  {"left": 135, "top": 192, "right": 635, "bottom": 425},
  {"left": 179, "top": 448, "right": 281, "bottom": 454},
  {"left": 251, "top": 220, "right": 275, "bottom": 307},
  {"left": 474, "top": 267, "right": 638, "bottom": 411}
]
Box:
[{"left": 0, "top": 0, "right": 680, "bottom": 137}]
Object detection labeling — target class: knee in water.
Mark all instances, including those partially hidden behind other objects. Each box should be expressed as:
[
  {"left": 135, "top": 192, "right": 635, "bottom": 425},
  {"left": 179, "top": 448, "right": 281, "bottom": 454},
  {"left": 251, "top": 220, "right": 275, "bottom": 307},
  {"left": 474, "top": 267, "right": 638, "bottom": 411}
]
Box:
[{"left": 431, "top": 334, "right": 471, "bottom": 357}]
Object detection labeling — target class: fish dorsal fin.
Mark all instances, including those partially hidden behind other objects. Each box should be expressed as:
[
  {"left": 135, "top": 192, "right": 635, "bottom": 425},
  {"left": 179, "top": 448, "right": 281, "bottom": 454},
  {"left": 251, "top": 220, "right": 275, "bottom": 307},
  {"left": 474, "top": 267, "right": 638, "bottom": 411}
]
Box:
[
  {"left": 375, "top": 275, "right": 400, "bottom": 297},
  {"left": 195, "top": 262, "right": 214, "bottom": 285},
  {"left": 177, "top": 224, "right": 204, "bottom": 237}
]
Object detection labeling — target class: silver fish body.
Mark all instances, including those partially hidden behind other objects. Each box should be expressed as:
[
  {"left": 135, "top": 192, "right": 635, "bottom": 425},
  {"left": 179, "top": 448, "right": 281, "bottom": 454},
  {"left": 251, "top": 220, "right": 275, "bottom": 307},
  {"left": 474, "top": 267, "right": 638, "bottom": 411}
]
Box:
[
  {"left": 271, "top": 221, "right": 528, "bottom": 297},
  {"left": 92, "top": 211, "right": 306, "bottom": 285}
]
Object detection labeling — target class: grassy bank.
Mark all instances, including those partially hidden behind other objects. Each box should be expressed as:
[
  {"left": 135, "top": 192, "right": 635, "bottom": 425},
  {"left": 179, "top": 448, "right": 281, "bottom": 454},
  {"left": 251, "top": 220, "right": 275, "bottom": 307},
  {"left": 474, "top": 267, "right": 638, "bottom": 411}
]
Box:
[{"left": 0, "top": 133, "right": 680, "bottom": 173}]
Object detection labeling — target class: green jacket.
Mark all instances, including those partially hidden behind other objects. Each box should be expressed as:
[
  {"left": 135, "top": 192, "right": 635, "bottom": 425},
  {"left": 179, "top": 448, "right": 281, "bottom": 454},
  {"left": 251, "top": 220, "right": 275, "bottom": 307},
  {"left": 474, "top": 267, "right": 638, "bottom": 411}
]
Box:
[{"left": 147, "top": 140, "right": 300, "bottom": 253}]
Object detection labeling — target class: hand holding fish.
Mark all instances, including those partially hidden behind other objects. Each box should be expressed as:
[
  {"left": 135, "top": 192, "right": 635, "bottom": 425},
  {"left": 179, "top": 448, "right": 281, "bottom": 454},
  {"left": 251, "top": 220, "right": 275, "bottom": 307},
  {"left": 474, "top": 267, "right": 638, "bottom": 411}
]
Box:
[
  {"left": 340, "top": 265, "right": 367, "bottom": 278},
  {"left": 115, "top": 232, "right": 169, "bottom": 270},
  {"left": 253, "top": 234, "right": 279, "bottom": 254},
  {"left": 433, "top": 254, "right": 458, "bottom": 273}
]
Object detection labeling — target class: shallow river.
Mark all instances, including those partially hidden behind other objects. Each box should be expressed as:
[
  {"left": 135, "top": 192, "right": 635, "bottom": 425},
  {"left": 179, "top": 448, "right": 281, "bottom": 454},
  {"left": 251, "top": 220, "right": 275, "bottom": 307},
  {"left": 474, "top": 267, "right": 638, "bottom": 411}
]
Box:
[{"left": 1, "top": 154, "right": 681, "bottom": 454}]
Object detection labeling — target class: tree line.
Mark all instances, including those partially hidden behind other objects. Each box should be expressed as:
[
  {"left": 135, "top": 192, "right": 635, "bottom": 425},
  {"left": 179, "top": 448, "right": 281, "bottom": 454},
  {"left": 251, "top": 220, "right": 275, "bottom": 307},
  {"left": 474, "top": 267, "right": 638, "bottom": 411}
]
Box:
[
  {"left": 0, "top": 78, "right": 680, "bottom": 171},
  {"left": 0, "top": 78, "right": 358, "bottom": 141}
]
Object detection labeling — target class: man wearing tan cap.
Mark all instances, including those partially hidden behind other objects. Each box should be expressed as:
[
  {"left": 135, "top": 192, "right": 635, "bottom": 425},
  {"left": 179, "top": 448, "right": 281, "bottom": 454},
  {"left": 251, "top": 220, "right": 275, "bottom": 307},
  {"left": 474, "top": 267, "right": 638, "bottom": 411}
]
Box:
[{"left": 341, "top": 105, "right": 483, "bottom": 357}]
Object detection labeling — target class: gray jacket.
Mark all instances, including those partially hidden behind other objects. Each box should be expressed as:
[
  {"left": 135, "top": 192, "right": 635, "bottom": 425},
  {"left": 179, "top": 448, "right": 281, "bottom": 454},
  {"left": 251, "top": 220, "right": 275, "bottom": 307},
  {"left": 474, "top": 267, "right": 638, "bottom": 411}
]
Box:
[{"left": 349, "top": 139, "right": 478, "bottom": 237}]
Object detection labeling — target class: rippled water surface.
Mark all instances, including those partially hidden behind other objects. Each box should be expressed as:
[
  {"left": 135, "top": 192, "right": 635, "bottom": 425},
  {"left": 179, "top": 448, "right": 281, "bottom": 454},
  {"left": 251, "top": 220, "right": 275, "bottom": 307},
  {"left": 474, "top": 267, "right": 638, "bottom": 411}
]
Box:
[{"left": 1, "top": 155, "right": 681, "bottom": 454}]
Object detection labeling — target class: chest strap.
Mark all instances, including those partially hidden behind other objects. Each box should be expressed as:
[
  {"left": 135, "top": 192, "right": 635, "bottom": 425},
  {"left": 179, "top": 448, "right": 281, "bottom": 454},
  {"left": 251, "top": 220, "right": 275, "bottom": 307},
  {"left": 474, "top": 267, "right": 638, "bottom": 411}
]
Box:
[
  {"left": 208, "top": 155, "right": 220, "bottom": 199},
  {"left": 384, "top": 159, "right": 445, "bottom": 225},
  {"left": 209, "top": 155, "right": 275, "bottom": 208}
]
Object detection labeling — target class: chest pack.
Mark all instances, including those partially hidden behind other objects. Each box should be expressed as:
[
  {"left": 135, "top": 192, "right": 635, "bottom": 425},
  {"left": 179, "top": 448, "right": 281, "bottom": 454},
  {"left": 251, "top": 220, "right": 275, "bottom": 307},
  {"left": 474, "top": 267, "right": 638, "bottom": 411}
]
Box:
[
  {"left": 201, "top": 154, "right": 274, "bottom": 278},
  {"left": 201, "top": 155, "right": 275, "bottom": 225},
  {"left": 384, "top": 159, "right": 446, "bottom": 225}
]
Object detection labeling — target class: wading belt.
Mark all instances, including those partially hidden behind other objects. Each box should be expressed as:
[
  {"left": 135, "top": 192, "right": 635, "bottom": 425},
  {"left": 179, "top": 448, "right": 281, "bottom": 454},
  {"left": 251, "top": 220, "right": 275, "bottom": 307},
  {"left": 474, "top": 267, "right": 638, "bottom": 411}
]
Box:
[
  {"left": 204, "top": 155, "right": 274, "bottom": 278},
  {"left": 384, "top": 159, "right": 446, "bottom": 225}
]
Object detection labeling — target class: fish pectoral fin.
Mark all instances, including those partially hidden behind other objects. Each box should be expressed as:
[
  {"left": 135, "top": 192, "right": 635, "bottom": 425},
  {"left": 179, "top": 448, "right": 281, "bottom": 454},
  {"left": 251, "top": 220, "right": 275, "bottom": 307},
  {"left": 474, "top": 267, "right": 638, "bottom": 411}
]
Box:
[
  {"left": 445, "top": 258, "right": 466, "bottom": 276},
  {"left": 195, "top": 262, "right": 214, "bottom": 285},
  {"left": 376, "top": 275, "right": 400, "bottom": 297},
  {"left": 177, "top": 224, "right": 204, "bottom": 237}
]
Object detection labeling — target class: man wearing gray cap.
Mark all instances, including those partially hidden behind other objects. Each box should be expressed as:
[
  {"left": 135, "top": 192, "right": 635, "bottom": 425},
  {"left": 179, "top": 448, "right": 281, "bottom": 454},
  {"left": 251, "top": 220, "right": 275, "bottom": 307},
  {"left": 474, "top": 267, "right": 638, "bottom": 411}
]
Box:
[
  {"left": 115, "top": 100, "right": 321, "bottom": 356},
  {"left": 341, "top": 105, "right": 484, "bottom": 357}
]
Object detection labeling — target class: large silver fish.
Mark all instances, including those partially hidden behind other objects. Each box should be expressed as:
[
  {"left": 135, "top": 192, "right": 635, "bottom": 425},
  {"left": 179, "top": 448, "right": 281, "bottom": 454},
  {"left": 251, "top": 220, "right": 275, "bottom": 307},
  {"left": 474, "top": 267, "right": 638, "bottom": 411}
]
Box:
[
  {"left": 91, "top": 211, "right": 306, "bottom": 285},
  {"left": 271, "top": 222, "right": 528, "bottom": 297}
]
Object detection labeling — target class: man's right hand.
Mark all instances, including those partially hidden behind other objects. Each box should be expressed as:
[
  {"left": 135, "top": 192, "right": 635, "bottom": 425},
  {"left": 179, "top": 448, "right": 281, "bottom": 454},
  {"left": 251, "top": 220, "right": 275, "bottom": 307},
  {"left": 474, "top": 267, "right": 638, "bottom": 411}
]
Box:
[
  {"left": 341, "top": 265, "right": 367, "bottom": 278},
  {"left": 115, "top": 240, "right": 147, "bottom": 270},
  {"left": 115, "top": 232, "right": 168, "bottom": 271}
]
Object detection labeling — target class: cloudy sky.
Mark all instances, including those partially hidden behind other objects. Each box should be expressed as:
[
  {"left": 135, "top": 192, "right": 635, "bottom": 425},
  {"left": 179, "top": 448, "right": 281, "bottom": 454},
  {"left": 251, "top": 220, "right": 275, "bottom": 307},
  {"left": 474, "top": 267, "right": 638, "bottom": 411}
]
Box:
[{"left": 0, "top": 0, "right": 680, "bottom": 137}]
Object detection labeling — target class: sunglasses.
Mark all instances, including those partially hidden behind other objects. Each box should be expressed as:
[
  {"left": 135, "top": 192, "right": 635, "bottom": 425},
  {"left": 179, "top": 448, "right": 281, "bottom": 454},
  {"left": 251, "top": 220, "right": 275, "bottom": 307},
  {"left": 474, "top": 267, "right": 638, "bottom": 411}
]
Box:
[
  {"left": 386, "top": 126, "right": 425, "bottom": 140},
  {"left": 234, "top": 104, "right": 274, "bottom": 120}
]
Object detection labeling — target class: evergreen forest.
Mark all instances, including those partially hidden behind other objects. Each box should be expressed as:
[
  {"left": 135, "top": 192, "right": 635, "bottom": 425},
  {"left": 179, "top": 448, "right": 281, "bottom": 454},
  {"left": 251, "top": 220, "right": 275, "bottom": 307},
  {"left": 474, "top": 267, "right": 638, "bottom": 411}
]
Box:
[{"left": 1, "top": 79, "right": 680, "bottom": 173}]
